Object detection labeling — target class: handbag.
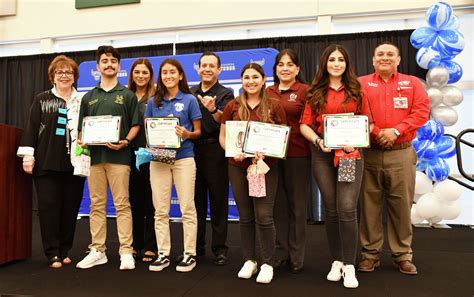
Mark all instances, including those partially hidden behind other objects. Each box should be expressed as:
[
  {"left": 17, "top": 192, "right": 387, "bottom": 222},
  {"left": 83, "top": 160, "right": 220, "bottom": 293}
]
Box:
[{"left": 147, "top": 148, "right": 177, "bottom": 165}]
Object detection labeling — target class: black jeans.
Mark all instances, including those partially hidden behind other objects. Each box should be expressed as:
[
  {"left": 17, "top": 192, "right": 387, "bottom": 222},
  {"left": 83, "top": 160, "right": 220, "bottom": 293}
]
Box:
[
  {"left": 311, "top": 146, "right": 363, "bottom": 265},
  {"left": 130, "top": 149, "right": 157, "bottom": 253},
  {"left": 194, "top": 141, "right": 229, "bottom": 256},
  {"left": 34, "top": 173, "right": 85, "bottom": 260},
  {"left": 274, "top": 157, "right": 310, "bottom": 265},
  {"left": 228, "top": 163, "right": 278, "bottom": 265}
]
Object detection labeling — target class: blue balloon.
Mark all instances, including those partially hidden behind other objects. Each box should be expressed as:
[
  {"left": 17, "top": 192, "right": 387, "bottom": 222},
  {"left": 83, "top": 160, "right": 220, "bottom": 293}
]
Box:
[
  {"left": 435, "top": 136, "right": 456, "bottom": 159},
  {"left": 416, "top": 120, "right": 444, "bottom": 141},
  {"left": 439, "top": 60, "right": 463, "bottom": 84},
  {"left": 419, "top": 141, "right": 438, "bottom": 161},
  {"left": 426, "top": 158, "right": 450, "bottom": 182},
  {"left": 445, "top": 15, "right": 459, "bottom": 30},
  {"left": 416, "top": 160, "right": 429, "bottom": 171},
  {"left": 416, "top": 46, "right": 441, "bottom": 69},
  {"left": 410, "top": 27, "right": 437, "bottom": 49},
  {"left": 413, "top": 138, "right": 431, "bottom": 159},
  {"left": 433, "top": 30, "right": 465, "bottom": 59},
  {"left": 426, "top": 2, "right": 454, "bottom": 30}
]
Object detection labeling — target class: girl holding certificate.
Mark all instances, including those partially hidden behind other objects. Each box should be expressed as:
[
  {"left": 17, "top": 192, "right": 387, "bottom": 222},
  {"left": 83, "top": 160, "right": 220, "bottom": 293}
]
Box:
[
  {"left": 266, "top": 49, "right": 310, "bottom": 273},
  {"left": 219, "top": 63, "right": 287, "bottom": 284},
  {"left": 127, "top": 58, "right": 158, "bottom": 263},
  {"left": 17, "top": 55, "right": 85, "bottom": 268},
  {"left": 144, "top": 59, "right": 202, "bottom": 273},
  {"left": 300, "top": 44, "right": 372, "bottom": 288}
]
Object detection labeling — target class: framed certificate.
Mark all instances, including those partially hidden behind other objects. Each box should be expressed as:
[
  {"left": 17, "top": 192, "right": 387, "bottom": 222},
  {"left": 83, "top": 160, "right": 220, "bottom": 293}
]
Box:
[
  {"left": 225, "top": 121, "right": 250, "bottom": 157},
  {"left": 81, "top": 115, "right": 121, "bottom": 145},
  {"left": 242, "top": 121, "right": 291, "bottom": 159},
  {"left": 145, "top": 117, "right": 181, "bottom": 148},
  {"left": 323, "top": 115, "right": 370, "bottom": 148}
]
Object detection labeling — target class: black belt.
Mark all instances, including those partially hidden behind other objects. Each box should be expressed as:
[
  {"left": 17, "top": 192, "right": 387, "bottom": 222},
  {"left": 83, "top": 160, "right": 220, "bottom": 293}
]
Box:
[
  {"left": 196, "top": 138, "right": 218, "bottom": 145},
  {"left": 372, "top": 142, "right": 412, "bottom": 150}
]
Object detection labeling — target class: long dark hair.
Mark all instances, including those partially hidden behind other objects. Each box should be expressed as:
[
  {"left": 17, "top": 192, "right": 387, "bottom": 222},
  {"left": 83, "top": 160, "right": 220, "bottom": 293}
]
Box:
[
  {"left": 154, "top": 58, "right": 191, "bottom": 107},
  {"left": 272, "top": 48, "right": 305, "bottom": 84},
  {"left": 128, "top": 58, "right": 155, "bottom": 100},
  {"left": 236, "top": 63, "right": 277, "bottom": 123},
  {"left": 306, "top": 44, "right": 363, "bottom": 114}
]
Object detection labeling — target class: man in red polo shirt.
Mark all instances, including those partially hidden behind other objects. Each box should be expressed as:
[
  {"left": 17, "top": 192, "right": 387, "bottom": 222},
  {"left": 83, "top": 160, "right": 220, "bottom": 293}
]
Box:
[{"left": 358, "top": 42, "right": 429, "bottom": 275}]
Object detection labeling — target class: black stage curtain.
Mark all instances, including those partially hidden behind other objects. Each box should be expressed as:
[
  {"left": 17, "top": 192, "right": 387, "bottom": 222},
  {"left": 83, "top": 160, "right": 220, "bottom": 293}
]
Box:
[{"left": 0, "top": 30, "right": 425, "bottom": 128}]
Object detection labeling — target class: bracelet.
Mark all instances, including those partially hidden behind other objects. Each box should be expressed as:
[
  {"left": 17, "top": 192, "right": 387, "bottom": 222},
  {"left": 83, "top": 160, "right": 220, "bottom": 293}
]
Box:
[
  {"left": 210, "top": 107, "right": 218, "bottom": 114},
  {"left": 313, "top": 137, "right": 321, "bottom": 146},
  {"left": 124, "top": 138, "right": 131, "bottom": 145}
]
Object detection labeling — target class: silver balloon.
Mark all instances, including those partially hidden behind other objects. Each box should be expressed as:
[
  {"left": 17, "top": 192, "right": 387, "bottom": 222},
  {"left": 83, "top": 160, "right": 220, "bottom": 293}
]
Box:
[
  {"left": 427, "top": 87, "right": 443, "bottom": 108},
  {"left": 419, "top": 78, "right": 429, "bottom": 90},
  {"left": 441, "top": 86, "right": 464, "bottom": 106},
  {"left": 431, "top": 105, "right": 458, "bottom": 126},
  {"left": 426, "top": 66, "right": 449, "bottom": 88}
]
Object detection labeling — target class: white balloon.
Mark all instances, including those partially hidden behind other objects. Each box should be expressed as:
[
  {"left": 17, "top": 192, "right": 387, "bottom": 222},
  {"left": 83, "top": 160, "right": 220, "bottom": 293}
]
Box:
[
  {"left": 431, "top": 105, "right": 458, "bottom": 126},
  {"left": 438, "top": 201, "right": 461, "bottom": 220},
  {"left": 414, "top": 193, "right": 423, "bottom": 203},
  {"left": 433, "top": 179, "right": 462, "bottom": 202},
  {"left": 416, "top": 193, "right": 441, "bottom": 219},
  {"left": 411, "top": 206, "right": 424, "bottom": 224},
  {"left": 441, "top": 86, "right": 464, "bottom": 106},
  {"left": 428, "top": 216, "right": 443, "bottom": 224},
  {"left": 427, "top": 87, "right": 443, "bottom": 108},
  {"left": 415, "top": 171, "right": 433, "bottom": 195},
  {"left": 426, "top": 66, "right": 450, "bottom": 88}
]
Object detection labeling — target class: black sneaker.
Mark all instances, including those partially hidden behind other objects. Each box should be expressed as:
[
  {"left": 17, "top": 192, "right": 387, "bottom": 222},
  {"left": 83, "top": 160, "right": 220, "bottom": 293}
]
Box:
[
  {"left": 176, "top": 254, "right": 196, "bottom": 272},
  {"left": 149, "top": 254, "right": 170, "bottom": 272}
]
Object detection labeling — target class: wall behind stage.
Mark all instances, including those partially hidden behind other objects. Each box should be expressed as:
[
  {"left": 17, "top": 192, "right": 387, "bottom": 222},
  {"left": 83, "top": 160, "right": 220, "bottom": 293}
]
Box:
[{"left": 1, "top": 0, "right": 472, "bottom": 43}]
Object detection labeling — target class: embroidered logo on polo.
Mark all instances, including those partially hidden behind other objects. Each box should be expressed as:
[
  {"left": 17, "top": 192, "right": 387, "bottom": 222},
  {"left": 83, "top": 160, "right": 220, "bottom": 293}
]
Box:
[
  {"left": 398, "top": 80, "right": 413, "bottom": 89},
  {"left": 88, "top": 99, "right": 98, "bottom": 106},
  {"left": 175, "top": 103, "right": 184, "bottom": 112},
  {"left": 289, "top": 93, "right": 297, "bottom": 102},
  {"left": 115, "top": 95, "right": 124, "bottom": 104},
  {"left": 367, "top": 82, "right": 378, "bottom": 87}
]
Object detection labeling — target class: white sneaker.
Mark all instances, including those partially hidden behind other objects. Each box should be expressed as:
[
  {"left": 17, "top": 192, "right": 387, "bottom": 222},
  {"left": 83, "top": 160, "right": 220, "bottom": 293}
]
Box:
[
  {"left": 237, "top": 260, "right": 258, "bottom": 279},
  {"left": 176, "top": 254, "right": 196, "bottom": 272},
  {"left": 120, "top": 253, "right": 135, "bottom": 270},
  {"left": 256, "top": 264, "right": 273, "bottom": 284},
  {"left": 327, "top": 260, "right": 344, "bottom": 281},
  {"left": 76, "top": 248, "right": 108, "bottom": 269},
  {"left": 342, "top": 265, "right": 359, "bottom": 288}
]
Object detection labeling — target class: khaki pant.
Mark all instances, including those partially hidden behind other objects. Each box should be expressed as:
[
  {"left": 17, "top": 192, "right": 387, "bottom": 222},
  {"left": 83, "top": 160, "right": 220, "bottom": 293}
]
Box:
[
  {"left": 150, "top": 158, "right": 197, "bottom": 256},
  {"left": 359, "top": 147, "right": 417, "bottom": 262},
  {"left": 88, "top": 163, "right": 133, "bottom": 255}
]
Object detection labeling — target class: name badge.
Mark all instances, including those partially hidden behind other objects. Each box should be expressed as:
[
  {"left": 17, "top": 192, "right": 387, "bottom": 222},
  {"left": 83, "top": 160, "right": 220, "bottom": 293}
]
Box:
[
  {"left": 57, "top": 117, "right": 67, "bottom": 125},
  {"left": 58, "top": 108, "right": 67, "bottom": 114},
  {"left": 56, "top": 128, "right": 66, "bottom": 136},
  {"left": 393, "top": 97, "right": 408, "bottom": 109}
]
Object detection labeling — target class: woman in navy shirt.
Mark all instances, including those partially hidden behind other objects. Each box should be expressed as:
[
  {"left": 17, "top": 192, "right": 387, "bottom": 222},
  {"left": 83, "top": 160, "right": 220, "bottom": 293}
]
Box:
[{"left": 144, "top": 58, "right": 202, "bottom": 273}]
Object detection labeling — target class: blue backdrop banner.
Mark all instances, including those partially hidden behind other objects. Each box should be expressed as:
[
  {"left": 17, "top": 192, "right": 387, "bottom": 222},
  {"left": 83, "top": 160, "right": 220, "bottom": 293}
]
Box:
[{"left": 77, "top": 48, "right": 279, "bottom": 219}]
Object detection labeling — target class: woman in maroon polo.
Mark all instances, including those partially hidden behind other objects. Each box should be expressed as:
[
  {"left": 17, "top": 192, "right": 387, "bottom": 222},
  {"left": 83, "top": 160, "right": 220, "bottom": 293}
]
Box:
[{"left": 266, "top": 49, "right": 310, "bottom": 273}]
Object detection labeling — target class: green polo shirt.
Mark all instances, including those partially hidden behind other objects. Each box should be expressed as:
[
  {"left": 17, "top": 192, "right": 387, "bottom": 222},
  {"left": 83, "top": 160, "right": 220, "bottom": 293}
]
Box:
[{"left": 78, "top": 82, "right": 141, "bottom": 166}]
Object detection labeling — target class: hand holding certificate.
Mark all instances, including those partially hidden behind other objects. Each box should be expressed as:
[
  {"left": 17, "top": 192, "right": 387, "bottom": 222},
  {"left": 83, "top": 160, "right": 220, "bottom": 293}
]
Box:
[
  {"left": 81, "top": 116, "right": 121, "bottom": 145},
  {"left": 323, "top": 115, "right": 369, "bottom": 148},
  {"left": 145, "top": 117, "right": 181, "bottom": 148},
  {"left": 242, "top": 121, "right": 291, "bottom": 159}
]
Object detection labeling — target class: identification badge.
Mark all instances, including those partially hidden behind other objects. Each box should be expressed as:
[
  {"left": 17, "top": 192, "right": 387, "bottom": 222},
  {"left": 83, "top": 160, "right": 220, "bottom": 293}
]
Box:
[
  {"left": 55, "top": 128, "right": 66, "bottom": 136},
  {"left": 393, "top": 97, "right": 408, "bottom": 109},
  {"left": 58, "top": 108, "right": 67, "bottom": 114}
]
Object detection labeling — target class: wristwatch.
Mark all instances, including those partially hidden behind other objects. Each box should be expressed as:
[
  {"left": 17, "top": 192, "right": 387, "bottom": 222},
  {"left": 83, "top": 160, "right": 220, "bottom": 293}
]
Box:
[{"left": 393, "top": 129, "right": 401, "bottom": 137}]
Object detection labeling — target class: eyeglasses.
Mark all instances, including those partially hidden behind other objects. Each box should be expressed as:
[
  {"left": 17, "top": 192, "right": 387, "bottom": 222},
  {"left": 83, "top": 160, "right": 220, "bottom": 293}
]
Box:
[{"left": 54, "top": 70, "right": 74, "bottom": 77}]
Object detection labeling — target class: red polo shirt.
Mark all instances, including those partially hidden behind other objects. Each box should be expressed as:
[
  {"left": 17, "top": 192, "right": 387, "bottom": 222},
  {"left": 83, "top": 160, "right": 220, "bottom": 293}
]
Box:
[
  {"left": 221, "top": 98, "right": 287, "bottom": 168},
  {"left": 266, "top": 81, "right": 310, "bottom": 157},
  {"left": 359, "top": 72, "right": 430, "bottom": 143},
  {"left": 300, "top": 85, "right": 373, "bottom": 136}
]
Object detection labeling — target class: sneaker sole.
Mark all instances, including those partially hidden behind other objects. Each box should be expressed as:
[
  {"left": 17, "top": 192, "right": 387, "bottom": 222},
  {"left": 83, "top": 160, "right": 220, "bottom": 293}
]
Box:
[
  {"left": 120, "top": 265, "right": 136, "bottom": 270},
  {"left": 357, "top": 260, "right": 380, "bottom": 272},
  {"left": 176, "top": 262, "right": 196, "bottom": 272},
  {"left": 76, "top": 258, "right": 108, "bottom": 269},
  {"left": 344, "top": 282, "right": 359, "bottom": 289},
  {"left": 256, "top": 277, "right": 272, "bottom": 284},
  {"left": 238, "top": 268, "right": 257, "bottom": 279},
  {"left": 327, "top": 275, "right": 342, "bottom": 282},
  {"left": 149, "top": 261, "right": 170, "bottom": 272}
]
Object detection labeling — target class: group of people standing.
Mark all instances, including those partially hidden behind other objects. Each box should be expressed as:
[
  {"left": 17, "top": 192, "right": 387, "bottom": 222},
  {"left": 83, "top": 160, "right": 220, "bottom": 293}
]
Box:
[{"left": 17, "top": 41, "right": 429, "bottom": 288}]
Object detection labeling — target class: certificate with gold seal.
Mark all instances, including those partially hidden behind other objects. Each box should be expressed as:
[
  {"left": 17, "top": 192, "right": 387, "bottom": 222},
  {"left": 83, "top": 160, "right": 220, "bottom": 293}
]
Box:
[
  {"left": 81, "top": 115, "right": 121, "bottom": 145},
  {"left": 145, "top": 117, "right": 181, "bottom": 148},
  {"left": 242, "top": 121, "right": 291, "bottom": 159},
  {"left": 323, "top": 115, "right": 369, "bottom": 148}
]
